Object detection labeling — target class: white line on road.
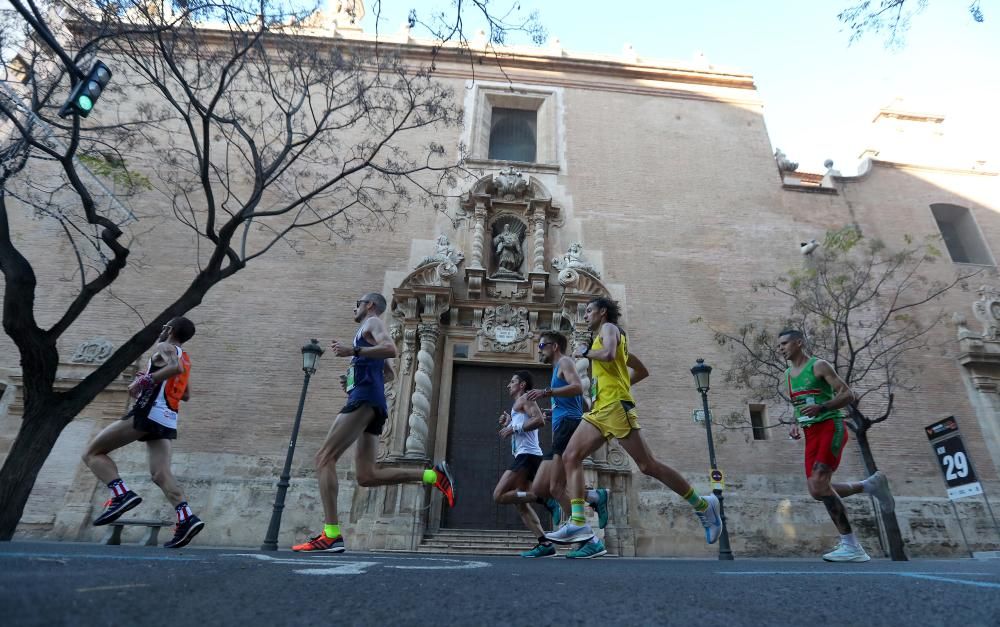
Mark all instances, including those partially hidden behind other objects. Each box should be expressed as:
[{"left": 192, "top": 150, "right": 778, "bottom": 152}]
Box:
[
  {"left": 898, "top": 573, "right": 1000, "bottom": 590},
  {"left": 719, "top": 571, "right": 1000, "bottom": 590},
  {"left": 76, "top": 583, "right": 152, "bottom": 593},
  {"left": 294, "top": 562, "right": 379, "bottom": 576},
  {"left": 222, "top": 553, "right": 490, "bottom": 573}
]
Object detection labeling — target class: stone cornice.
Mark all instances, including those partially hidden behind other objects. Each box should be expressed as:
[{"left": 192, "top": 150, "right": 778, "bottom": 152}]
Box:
[{"left": 65, "top": 20, "right": 758, "bottom": 102}]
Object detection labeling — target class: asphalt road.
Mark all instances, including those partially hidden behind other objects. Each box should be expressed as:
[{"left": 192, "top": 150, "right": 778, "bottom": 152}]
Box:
[{"left": 1, "top": 541, "right": 998, "bottom": 626}]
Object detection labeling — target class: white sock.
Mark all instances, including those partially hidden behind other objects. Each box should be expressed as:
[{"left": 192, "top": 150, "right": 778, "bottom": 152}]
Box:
[
  {"left": 841, "top": 532, "right": 859, "bottom": 547},
  {"left": 516, "top": 491, "right": 528, "bottom": 499}
]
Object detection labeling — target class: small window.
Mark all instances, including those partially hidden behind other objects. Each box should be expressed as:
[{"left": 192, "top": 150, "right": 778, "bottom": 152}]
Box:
[
  {"left": 488, "top": 108, "right": 537, "bottom": 162},
  {"left": 749, "top": 404, "right": 767, "bottom": 441},
  {"left": 453, "top": 344, "right": 469, "bottom": 358},
  {"left": 930, "top": 204, "right": 994, "bottom": 265}
]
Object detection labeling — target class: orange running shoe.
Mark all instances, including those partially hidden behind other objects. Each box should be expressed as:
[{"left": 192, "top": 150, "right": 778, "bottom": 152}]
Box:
[
  {"left": 432, "top": 461, "right": 456, "bottom": 507},
  {"left": 291, "top": 532, "right": 345, "bottom": 553}
]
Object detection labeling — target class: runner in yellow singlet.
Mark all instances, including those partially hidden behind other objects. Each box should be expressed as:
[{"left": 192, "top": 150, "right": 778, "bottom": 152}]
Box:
[{"left": 545, "top": 297, "right": 723, "bottom": 556}]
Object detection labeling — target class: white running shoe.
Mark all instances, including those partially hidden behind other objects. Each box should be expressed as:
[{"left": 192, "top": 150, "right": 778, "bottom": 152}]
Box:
[
  {"left": 695, "top": 494, "right": 723, "bottom": 545},
  {"left": 823, "top": 542, "right": 871, "bottom": 562},
  {"left": 865, "top": 471, "right": 895, "bottom": 514},
  {"left": 545, "top": 522, "right": 595, "bottom": 545}
]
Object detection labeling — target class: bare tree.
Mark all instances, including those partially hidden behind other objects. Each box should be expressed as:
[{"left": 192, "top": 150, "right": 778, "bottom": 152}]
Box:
[
  {"left": 0, "top": 0, "right": 542, "bottom": 540},
  {"left": 701, "top": 225, "right": 979, "bottom": 560},
  {"left": 838, "top": 0, "right": 985, "bottom": 48}
]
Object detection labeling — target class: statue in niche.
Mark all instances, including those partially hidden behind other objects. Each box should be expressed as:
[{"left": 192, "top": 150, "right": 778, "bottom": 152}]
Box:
[{"left": 491, "top": 221, "right": 526, "bottom": 279}]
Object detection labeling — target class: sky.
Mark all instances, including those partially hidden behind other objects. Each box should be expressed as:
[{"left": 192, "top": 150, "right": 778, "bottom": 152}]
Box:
[{"left": 365, "top": 0, "right": 999, "bottom": 175}]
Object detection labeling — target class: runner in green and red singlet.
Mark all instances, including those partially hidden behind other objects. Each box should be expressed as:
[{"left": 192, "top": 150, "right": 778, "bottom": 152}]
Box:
[{"left": 778, "top": 329, "right": 895, "bottom": 562}]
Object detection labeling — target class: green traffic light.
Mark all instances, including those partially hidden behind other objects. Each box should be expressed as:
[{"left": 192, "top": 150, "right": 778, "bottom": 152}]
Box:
[{"left": 77, "top": 95, "right": 93, "bottom": 111}]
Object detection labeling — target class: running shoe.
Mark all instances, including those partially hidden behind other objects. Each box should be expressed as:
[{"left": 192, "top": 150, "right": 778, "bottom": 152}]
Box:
[
  {"left": 520, "top": 542, "right": 557, "bottom": 558},
  {"left": 291, "top": 532, "right": 345, "bottom": 553},
  {"left": 589, "top": 488, "right": 610, "bottom": 529},
  {"left": 545, "top": 498, "right": 562, "bottom": 527},
  {"left": 865, "top": 471, "right": 895, "bottom": 514},
  {"left": 163, "top": 516, "right": 205, "bottom": 549},
  {"left": 432, "top": 461, "right": 456, "bottom": 507},
  {"left": 822, "top": 542, "right": 870, "bottom": 562},
  {"left": 545, "top": 522, "right": 595, "bottom": 544},
  {"left": 93, "top": 491, "right": 143, "bottom": 526},
  {"left": 695, "top": 494, "right": 723, "bottom": 545},
  {"left": 566, "top": 538, "right": 607, "bottom": 559}
]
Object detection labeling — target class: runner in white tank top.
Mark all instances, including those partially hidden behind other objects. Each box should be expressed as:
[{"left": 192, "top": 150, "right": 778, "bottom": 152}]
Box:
[{"left": 492, "top": 371, "right": 550, "bottom": 555}]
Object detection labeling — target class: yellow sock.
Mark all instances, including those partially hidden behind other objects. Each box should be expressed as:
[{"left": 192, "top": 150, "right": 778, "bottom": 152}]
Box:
[{"left": 571, "top": 498, "right": 586, "bottom": 525}]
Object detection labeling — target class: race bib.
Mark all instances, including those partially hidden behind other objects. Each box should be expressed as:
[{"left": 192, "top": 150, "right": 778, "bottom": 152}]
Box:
[
  {"left": 345, "top": 366, "right": 356, "bottom": 392},
  {"left": 796, "top": 396, "right": 815, "bottom": 423},
  {"left": 590, "top": 376, "right": 598, "bottom": 402}
]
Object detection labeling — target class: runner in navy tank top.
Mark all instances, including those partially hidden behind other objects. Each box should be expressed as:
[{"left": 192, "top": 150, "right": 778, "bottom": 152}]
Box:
[{"left": 292, "top": 292, "right": 457, "bottom": 553}]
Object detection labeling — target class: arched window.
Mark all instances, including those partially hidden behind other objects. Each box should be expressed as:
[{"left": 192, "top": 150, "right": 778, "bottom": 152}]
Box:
[
  {"left": 488, "top": 108, "right": 537, "bottom": 163},
  {"left": 929, "top": 203, "right": 994, "bottom": 265}
]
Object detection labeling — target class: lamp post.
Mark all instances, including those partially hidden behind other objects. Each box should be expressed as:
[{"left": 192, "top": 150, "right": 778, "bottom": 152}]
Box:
[
  {"left": 261, "top": 339, "right": 324, "bottom": 551},
  {"left": 691, "top": 358, "right": 734, "bottom": 560}
]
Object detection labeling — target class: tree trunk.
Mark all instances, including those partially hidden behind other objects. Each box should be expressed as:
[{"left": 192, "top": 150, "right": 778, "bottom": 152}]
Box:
[
  {"left": 854, "top": 426, "right": 908, "bottom": 561},
  {"left": 0, "top": 406, "right": 72, "bottom": 540}
]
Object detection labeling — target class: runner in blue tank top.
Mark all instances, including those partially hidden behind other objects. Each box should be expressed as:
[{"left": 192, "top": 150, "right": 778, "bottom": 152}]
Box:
[
  {"left": 292, "top": 292, "right": 457, "bottom": 553},
  {"left": 500, "top": 332, "right": 611, "bottom": 558}
]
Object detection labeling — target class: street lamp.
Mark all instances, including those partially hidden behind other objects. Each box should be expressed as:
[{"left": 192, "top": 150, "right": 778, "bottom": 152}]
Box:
[
  {"left": 261, "top": 339, "right": 324, "bottom": 551},
  {"left": 690, "top": 358, "right": 734, "bottom": 560}
]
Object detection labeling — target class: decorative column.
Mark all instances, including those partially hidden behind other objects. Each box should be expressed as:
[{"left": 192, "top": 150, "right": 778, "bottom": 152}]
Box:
[
  {"left": 404, "top": 322, "right": 439, "bottom": 459},
  {"left": 471, "top": 206, "right": 487, "bottom": 269},
  {"left": 532, "top": 211, "right": 546, "bottom": 273},
  {"left": 527, "top": 207, "right": 549, "bottom": 301},
  {"left": 466, "top": 206, "right": 488, "bottom": 299}
]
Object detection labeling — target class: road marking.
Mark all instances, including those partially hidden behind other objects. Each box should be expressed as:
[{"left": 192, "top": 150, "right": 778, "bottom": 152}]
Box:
[
  {"left": 222, "top": 553, "right": 490, "bottom": 573},
  {"left": 0, "top": 552, "right": 200, "bottom": 562},
  {"left": 716, "top": 570, "right": 996, "bottom": 577},
  {"left": 898, "top": 573, "right": 1000, "bottom": 590},
  {"left": 76, "top": 583, "right": 152, "bottom": 593},
  {"left": 389, "top": 557, "right": 489, "bottom": 570},
  {"left": 719, "top": 570, "right": 1000, "bottom": 589},
  {"left": 294, "top": 562, "right": 379, "bottom": 576}
]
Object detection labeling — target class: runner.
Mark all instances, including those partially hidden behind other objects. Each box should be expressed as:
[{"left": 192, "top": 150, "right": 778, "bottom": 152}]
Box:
[
  {"left": 81, "top": 317, "right": 205, "bottom": 549},
  {"left": 491, "top": 370, "right": 551, "bottom": 553},
  {"left": 778, "top": 329, "right": 895, "bottom": 562},
  {"left": 546, "top": 297, "right": 723, "bottom": 558},
  {"left": 517, "top": 332, "right": 610, "bottom": 558},
  {"left": 292, "top": 293, "right": 455, "bottom": 552}
]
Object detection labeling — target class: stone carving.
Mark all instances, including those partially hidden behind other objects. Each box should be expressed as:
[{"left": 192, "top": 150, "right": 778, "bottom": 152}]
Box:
[
  {"left": 70, "top": 338, "right": 114, "bottom": 364},
  {"left": 401, "top": 328, "right": 417, "bottom": 375},
  {"left": 491, "top": 219, "right": 526, "bottom": 280},
  {"left": 404, "top": 323, "right": 439, "bottom": 458},
  {"left": 416, "top": 234, "right": 465, "bottom": 270},
  {"left": 606, "top": 441, "right": 630, "bottom": 469},
  {"left": 953, "top": 312, "right": 975, "bottom": 340},
  {"left": 774, "top": 148, "right": 798, "bottom": 172},
  {"left": 470, "top": 207, "right": 487, "bottom": 269},
  {"left": 379, "top": 382, "right": 396, "bottom": 461},
  {"left": 552, "top": 242, "right": 601, "bottom": 278},
  {"left": 492, "top": 166, "right": 528, "bottom": 200},
  {"left": 971, "top": 285, "right": 1000, "bottom": 340},
  {"left": 479, "top": 304, "right": 530, "bottom": 353},
  {"left": 487, "top": 283, "right": 528, "bottom": 300},
  {"left": 334, "top": 0, "right": 365, "bottom": 26}
]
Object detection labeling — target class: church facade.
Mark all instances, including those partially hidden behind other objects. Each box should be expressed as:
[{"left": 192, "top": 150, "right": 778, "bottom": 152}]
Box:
[{"left": 2, "top": 7, "right": 999, "bottom": 557}]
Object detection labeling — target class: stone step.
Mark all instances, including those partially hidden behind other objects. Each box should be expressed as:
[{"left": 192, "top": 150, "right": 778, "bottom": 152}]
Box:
[{"left": 415, "top": 528, "right": 618, "bottom": 556}]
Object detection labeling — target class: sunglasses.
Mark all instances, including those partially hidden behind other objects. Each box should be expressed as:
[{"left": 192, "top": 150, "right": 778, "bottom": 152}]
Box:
[
  {"left": 356, "top": 300, "right": 369, "bottom": 308},
  {"left": 538, "top": 341, "right": 553, "bottom": 349}
]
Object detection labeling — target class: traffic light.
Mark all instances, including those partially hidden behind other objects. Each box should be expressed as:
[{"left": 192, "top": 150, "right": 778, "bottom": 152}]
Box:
[{"left": 58, "top": 61, "right": 112, "bottom": 119}]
